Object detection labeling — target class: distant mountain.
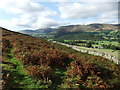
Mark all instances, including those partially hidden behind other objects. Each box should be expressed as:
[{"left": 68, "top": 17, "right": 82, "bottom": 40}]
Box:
[
  {"left": 18, "top": 24, "right": 119, "bottom": 41},
  {"left": 55, "top": 24, "right": 118, "bottom": 34},
  {"left": 19, "top": 24, "right": 118, "bottom": 36},
  {"left": 20, "top": 28, "right": 56, "bottom": 35}
]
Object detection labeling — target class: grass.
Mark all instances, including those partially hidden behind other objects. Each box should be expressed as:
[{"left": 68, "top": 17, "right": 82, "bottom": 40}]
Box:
[
  {"left": 63, "top": 39, "right": 119, "bottom": 58},
  {"left": 58, "top": 39, "right": 119, "bottom": 59},
  {"left": 95, "top": 41, "right": 119, "bottom": 46},
  {"left": 76, "top": 46, "right": 119, "bottom": 59},
  {"left": 2, "top": 28, "right": 120, "bottom": 89},
  {"left": 51, "top": 68, "right": 66, "bottom": 88},
  {"left": 2, "top": 54, "right": 45, "bottom": 88},
  {"left": 2, "top": 53, "right": 69, "bottom": 88},
  {"left": 92, "top": 49, "right": 119, "bottom": 59},
  {"left": 92, "top": 44, "right": 101, "bottom": 47}
]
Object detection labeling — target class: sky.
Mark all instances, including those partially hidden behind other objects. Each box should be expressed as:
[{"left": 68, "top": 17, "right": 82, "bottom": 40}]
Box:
[{"left": 0, "top": 0, "right": 119, "bottom": 31}]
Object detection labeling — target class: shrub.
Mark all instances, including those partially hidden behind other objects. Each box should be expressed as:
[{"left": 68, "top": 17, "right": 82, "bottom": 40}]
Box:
[
  {"left": 86, "top": 42, "right": 93, "bottom": 48},
  {"left": 27, "top": 65, "right": 53, "bottom": 83},
  {"left": 17, "top": 49, "right": 70, "bottom": 68},
  {"left": 65, "top": 60, "right": 114, "bottom": 88}
]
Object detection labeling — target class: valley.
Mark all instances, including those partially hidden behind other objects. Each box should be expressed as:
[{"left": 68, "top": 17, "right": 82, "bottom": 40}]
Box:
[
  {"left": 1, "top": 0, "right": 120, "bottom": 89},
  {"left": 20, "top": 24, "right": 120, "bottom": 61},
  {"left": 52, "top": 41, "right": 119, "bottom": 64},
  {"left": 1, "top": 24, "right": 120, "bottom": 89}
]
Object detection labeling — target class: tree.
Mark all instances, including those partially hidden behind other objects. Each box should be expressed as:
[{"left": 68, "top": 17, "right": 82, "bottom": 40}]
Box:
[
  {"left": 110, "top": 45, "right": 117, "bottom": 50},
  {"left": 86, "top": 42, "right": 93, "bottom": 48}
]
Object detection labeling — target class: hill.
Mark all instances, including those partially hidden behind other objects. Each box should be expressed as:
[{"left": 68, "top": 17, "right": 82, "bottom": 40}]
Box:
[
  {"left": 20, "top": 28, "right": 56, "bottom": 35},
  {"left": 55, "top": 24, "right": 118, "bottom": 33},
  {"left": 1, "top": 27, "right": 120, "bottom": 89},
  {"left": 53, "top": 24, "right": 119, "bottom": 41},
  {"left": 20, "top": 24, "right": 118, "bottom": 34},
  {"left": 19, "top": 24, "right": 119, "bottom": 41}
]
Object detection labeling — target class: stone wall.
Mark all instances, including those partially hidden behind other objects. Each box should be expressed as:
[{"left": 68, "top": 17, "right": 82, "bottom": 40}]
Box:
[
  {"left": 72, "top": 46, "right": 120, "bottom": 64},
  {"left": 55, "top": 42, "right": 120, "bottom": 64}
]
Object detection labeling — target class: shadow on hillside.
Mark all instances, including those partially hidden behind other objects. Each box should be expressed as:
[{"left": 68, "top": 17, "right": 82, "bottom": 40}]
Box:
[
  {"left": 2, "top": 69, "right": 26, "bottom": 89},
  {"left": 50, "top": 58, "right": 73, "bottom": 88}
]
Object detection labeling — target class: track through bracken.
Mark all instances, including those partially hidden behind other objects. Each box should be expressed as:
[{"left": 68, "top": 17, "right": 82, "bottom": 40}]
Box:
[{"left": 1, "top": 28, "right": 120, "bottom": 89}]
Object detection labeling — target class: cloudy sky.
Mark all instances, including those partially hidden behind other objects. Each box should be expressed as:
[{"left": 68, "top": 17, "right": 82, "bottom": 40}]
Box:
[{"left": 0, "top": 0, "right": 119, "bottom": 31}]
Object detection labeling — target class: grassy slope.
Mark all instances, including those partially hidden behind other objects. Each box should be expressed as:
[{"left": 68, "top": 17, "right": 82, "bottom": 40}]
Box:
[
  {"left": 1, "top": 29, "right": 69, "bottom": 88},
  {"left": 2, "top": 28, "right": 120, "bottom": 88},
  {"left": 2, "top": 54, "right": 43, "bottom": 88},
  {"left": 95, "top": 41, "right": 119, "bottom": 46},
  {"left": 76, "top": 46, "right": 119, "bottom": 59},
  {"left": 63, "top": 39, "right": 119, "bottom": 58}
]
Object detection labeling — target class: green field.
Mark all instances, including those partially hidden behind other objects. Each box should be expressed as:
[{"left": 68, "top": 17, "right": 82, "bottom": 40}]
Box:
[
  {"left": 62, "top": 40, "right": 120, "bottom": 59},
  {"left": 95, "top": 41, "right": 119, "bottom": 46},
  {"left": 77, "top": 46, "right": 119, "bottom": 59}
]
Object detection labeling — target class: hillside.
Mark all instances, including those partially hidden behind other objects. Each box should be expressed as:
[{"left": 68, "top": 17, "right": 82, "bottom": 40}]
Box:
[
  {"left": 53, "top": 24, "right": 119, "bottom": 41},
  {"left": 19, "top": 24, "right": 119, "bottom": 41},
  {"left": 1, "top": 27, "right": 120, "bottom": 89},
  {"left": 20, "top": 24, "right": 119, "bottom": 34},
  {"left": 55, "top": 24, "right": 118, "bottom": 33},
  {"left": 20, "top": 28, "right": 56, "bottom": 35}
]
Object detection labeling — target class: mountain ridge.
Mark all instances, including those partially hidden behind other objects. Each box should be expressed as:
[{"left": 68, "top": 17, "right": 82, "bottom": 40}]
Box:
[{"left": 19, "top": 24, "right": 119, "bottom": 35}]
